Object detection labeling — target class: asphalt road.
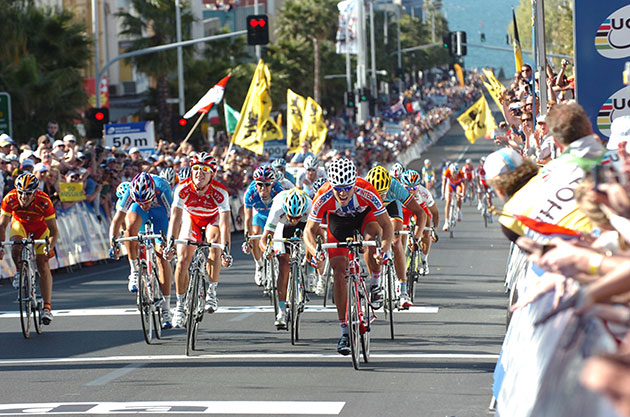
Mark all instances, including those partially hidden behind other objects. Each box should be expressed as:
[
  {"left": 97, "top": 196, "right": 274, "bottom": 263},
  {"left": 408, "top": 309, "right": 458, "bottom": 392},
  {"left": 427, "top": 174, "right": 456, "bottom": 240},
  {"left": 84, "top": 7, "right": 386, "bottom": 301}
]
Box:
[{"left": 0, "top": 122, "right": 508, "bottom": 417}]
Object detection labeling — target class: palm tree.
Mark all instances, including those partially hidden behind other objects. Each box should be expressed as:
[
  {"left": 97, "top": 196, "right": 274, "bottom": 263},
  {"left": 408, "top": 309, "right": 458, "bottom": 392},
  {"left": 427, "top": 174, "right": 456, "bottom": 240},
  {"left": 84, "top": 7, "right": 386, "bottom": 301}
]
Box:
[
  {"left": 117, "top": 0, "right": 193, "bottom": 141},
  {"left": 275, "top": 0, "right": 339, "bottom": 104}
]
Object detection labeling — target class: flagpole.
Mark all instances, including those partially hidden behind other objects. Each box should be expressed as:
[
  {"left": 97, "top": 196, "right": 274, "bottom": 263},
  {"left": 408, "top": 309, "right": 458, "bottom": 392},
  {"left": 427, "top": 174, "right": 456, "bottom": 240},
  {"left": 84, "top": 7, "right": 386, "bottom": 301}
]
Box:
[{"left": 182, "top": 111, "right": 206, "bottom": 144}]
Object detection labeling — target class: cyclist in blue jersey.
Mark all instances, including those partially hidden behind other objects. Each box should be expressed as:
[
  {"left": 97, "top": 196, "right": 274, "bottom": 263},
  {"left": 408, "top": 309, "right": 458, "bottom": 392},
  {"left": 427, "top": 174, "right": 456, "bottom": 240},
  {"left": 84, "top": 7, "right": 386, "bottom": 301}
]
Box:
[
  {"left": 366, "top": 165, "right": 427, "bottom": 309},
  {"left": 242, "top": 165, "right": 285, "bottom": 286},
  {"left": 108, "top": 172, "right": 174, "bottom": 328}
]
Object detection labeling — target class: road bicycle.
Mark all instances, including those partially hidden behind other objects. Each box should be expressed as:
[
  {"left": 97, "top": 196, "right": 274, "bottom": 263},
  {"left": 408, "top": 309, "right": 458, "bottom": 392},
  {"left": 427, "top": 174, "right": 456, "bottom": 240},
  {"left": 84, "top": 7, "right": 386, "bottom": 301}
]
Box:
[
  {"left": 174, "top": 239, "right": 227, "bottom": 356},
  {"left": 116, "top": 225, "right": 164, "bottom": 344},
  {"left": 447, "top": 192, "right": 462, "bottom": 238},
  {"left": 405, "top": 222, "right": 423, "bottom": 304},
  {"left": 319, "top": 233, "right": 378, "bottom": 370},
  {"left": 247, "top": 233, "right": 279, "bottom": 315},
  {"left": 271, "top": 231, "right": 308, "bottom": 345},
  {"left": 3, "top": 236, "right": 49, "bottom": 339},
  {"left": 479, "top": 186, "right": 493, "bottom": 228}
]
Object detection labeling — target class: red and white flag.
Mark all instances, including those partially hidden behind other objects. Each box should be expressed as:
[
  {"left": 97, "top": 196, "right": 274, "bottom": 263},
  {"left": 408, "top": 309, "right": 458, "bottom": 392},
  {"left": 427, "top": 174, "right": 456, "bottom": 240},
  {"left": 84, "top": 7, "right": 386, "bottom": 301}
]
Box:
[{"left": 183, "top": 74, "right": 231, "bottom": 119}]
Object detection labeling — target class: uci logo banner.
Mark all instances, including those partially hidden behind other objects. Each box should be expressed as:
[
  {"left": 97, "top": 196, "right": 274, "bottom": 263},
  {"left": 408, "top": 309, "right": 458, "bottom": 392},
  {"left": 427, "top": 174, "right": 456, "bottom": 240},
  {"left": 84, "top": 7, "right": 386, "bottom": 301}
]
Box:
[{"left": 595, "top": 5, "right": 630, "bottom": 58}]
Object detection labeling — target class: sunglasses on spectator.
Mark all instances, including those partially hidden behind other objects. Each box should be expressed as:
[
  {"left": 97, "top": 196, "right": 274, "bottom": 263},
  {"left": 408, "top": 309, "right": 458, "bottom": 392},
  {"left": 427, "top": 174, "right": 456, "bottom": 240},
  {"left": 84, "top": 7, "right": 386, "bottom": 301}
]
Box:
[
  {"left": 192, "top": 165, "right": 213, "bottom": 173},
  {"left": 256, "top": 181, "right": 273, "bottom": 187},
  {"left": 521, "top": 68, "right": 531, "bottom": 73},
  {"left": 333, "top": 184, "right": 354, "bottom": 193}
]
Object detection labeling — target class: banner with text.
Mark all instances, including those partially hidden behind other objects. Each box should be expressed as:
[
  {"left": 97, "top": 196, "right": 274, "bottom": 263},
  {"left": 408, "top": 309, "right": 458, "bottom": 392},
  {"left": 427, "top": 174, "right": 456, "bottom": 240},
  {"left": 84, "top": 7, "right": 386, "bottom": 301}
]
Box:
[{"left": 104, "top": 121, "right": 156, "bottom": 159}]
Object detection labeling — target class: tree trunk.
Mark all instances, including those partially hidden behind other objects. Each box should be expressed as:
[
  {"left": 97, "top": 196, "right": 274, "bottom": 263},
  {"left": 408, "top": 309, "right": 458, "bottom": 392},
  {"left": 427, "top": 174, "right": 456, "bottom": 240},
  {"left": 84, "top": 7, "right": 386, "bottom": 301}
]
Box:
[
  {"left": 313, "top": 36, "right": 320, "bottom": 104},
  {"left": 157, "top": 74, "right": 172, "bottom": 141}
]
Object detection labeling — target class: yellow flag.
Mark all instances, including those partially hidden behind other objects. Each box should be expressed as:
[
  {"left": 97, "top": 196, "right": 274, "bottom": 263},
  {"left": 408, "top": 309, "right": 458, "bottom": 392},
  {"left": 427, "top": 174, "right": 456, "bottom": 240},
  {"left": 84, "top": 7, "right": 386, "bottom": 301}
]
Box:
[
  {"left": 299, "top": 97, "right": 328, "bottom": 154},
  {"left": 456, "top": 95, "right": 497, "bottom": 144},
  {"left": 260, "top": 118, "right": 283, "bottom": 142},
  {"left": 453, "top": 63, "right": 465, "bottom": 87},
  {"left": 286, "top": 89, "right": 306, "bottom": 153},
  {"left": 482, "top": 68, "right": 507, "bottom": 116},
  {"left": 231, "top": 60, "right": 281, "bottom": 154}
]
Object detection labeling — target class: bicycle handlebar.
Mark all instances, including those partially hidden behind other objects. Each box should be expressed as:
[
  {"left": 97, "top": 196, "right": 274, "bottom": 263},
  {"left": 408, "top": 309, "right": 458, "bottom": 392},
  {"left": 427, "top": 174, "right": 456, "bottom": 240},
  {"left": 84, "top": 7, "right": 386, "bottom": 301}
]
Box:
[
  {"left": 173, "top": 239, "right": 225, "bottom": 250},
  {"left": 247, "top": 234, "right": 263, "bottom": 241},
  {"left": 116, "top": 234, "right": 162, "bottom": 243},
  {"left": 320, "top": 240, "right": 378, "bottom": 250}
]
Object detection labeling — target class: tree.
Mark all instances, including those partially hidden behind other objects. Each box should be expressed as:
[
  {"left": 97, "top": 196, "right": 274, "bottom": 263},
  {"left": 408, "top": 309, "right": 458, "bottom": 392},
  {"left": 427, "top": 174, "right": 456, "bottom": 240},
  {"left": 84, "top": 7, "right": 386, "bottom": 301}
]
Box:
[
  {"left": 274, "top": 0, "right": 340, "bottom": 104},
  {"left": 117, "top": 0, "right": 193, "bottom": 141},
  {"left": 0, "top": 1, "right": 91, "bottom": 142}
]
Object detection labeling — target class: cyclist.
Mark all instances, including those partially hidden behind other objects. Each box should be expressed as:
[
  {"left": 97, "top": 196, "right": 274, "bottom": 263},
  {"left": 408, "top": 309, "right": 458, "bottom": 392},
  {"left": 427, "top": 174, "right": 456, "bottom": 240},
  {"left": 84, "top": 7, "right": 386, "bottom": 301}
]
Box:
[
  {"left": 109, "top": 172, "right": 174, "bottom": 328},
  {"left": 390, "top": 162, "right": 405, "bottom": 181},
  {"left": 476, "top": 156, "right": 492, "bottom": 211},
  {"left": 421, "top": 159, "right": 436, "bottom": 195},
  {"left": 164, "top": 153, "right": 233, "bottom": 328},
  {"left": 365, "top": 165, "right": 427, "bottom": 309},
  {"left": 304, "top": 158, "right": 393, "bottom": 355},
  {"left": 242, "top": 165, "right": 285, "bottom": 286},
  {"left": 178, "top": 167, "right": 191, "bottom": 182},
  {"left": 401, "top": 169, "right": 439, "bottom": 275},
  {"left": 297, "top": 155, "right": 327, "bottom": 196},
  {"left": 160, "top": 167, "right": 179, "bottom": 190},
  {"left": 272, "top": 158, "right": 296, "bottom": 184},
  {"left": 309, "top": 177, "right": 328, "bottom": 199},
  {"left": 260, "top": 188, "right": 313, "bottom": 329},
  {"left": 0, "top": 173, "right": 58, "bottom": 324},
  {"left": 441, "top": 162, "right": 466, "bottom": 231},
  {"left": 462, "top": 158, "right": 475, "bottom": 201}
]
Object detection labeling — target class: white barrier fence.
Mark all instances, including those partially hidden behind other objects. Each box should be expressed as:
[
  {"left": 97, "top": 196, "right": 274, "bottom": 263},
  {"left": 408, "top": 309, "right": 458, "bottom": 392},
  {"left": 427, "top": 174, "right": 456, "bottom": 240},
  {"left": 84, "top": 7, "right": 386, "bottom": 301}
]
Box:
[{"left": 493, "top": 246, "right": 621, "bottom": 417}]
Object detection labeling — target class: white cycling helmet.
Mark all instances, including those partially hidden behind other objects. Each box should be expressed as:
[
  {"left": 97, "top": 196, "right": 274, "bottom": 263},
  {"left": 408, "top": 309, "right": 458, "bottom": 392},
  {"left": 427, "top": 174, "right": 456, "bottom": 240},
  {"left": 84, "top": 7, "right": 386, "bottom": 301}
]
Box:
[
  {"left": 449, "top": 162, "right": 460, "bottom": 174},
  {"left": 465, "top": 158, "right": 472, "bottom": 164},
  {"left": 424, "top": 159, "right": 431, "bottom": 165},
  {"left": 327, "top": 158, "right": 357, "bottom": 187},
  {"left": 390, "top": 162, "right": 405, "bottom": 179},
  {"left": 304, "top": 155, "right": 319, "bottom": 170}
]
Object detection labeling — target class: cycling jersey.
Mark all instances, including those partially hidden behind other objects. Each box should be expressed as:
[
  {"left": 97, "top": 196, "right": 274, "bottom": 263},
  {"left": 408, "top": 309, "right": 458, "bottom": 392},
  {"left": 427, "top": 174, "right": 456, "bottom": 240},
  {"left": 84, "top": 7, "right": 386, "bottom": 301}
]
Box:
[
  {"left": 463, "top": 164, "right": 474, "bottom": 180},
  {"left": 117, "top": 175, "right": 172, "bottom": 214},
  {"left": 476, "top": 166, "right": 488, "bottom": 189},
  {"left": 1, "top": 189, "right": 55, "bottom": 237},
  {"left": 383, "top": 177, "right": 413, "bottom": 205},
  {"left": 402, "top": 185, "right": 433, "bottom": 226},
  {"left": 244, "top": 181, "right": 285, "bottom": 228},
  {"left": 264, "top": 190, "right": 312, "bottom": 233},
  {"left": 174, "top": 178, "right": 230, "bottom": 225},
  {"left": 422, "top": 166, "right": 435, "bottom": 179},
  {"left": 443, "top": 168, "right": 465, "bottom": 193},
  {"left": 297, "top": 168, "right": 327, "bottom": 193}
]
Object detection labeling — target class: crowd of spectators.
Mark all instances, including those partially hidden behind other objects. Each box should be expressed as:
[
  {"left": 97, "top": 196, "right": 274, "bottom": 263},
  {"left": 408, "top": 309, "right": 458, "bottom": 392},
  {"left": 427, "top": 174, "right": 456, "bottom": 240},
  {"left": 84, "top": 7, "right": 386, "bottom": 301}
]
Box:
[{"left": 480, "top": 59, "right": 630, "bottom": 416}]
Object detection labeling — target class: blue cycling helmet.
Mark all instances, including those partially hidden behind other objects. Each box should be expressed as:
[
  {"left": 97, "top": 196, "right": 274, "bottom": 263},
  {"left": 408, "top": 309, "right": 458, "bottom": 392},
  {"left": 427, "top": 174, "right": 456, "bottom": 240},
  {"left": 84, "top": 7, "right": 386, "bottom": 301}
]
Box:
[
  {"left": 116, "top": 182, "right": 131, "bottom": 199},
  {"left": 401, "top": 169, "right": 422, "bottom": 187},
  {"left": 282, "top": 188, "right": 309, "bottom": 218},
  {"left": 179, "top": 167, "right": 191, "bottom": 181},
  {"left": 253, "top": 165, "right": 276, "bottom": 182},
  {"left": 130, "top": 172, "right": 156, "bottom": 203}
]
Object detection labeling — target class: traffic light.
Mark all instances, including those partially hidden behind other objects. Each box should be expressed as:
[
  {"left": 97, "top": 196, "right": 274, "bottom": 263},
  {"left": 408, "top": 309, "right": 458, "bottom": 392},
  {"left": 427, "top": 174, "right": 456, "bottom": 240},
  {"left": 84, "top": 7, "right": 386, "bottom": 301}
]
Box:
[
  {"left": 359, "top": 88, "right": 370, "bottom": 102},
  {"left": 346, "top": 91, "right": 355, "bottom": 108},
  {"left": 443, "top": 32, "right": 457, "bottom": 56},
  {"left": 246, "top": 15, "right": 269, "bottom": 45},
  {"left": 455, "top": 31, "right": 467, "bottom": 56},
  {"left": 172, "top": 115, "right": 189, "bottom": 140},
  {"left": 85, "top": 107, "right": 109, "bottom": 139}
]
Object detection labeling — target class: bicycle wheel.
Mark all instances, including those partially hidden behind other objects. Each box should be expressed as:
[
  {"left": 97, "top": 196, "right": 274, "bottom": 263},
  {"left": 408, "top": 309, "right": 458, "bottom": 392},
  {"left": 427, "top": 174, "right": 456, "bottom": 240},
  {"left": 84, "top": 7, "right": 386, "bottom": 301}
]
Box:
[
  {"left": 185, "top": 271, "right": 201, "bottom": 356},
  {"left": 360, "top": 280, "right": 371, "bottom": 363},
  {"left": 269, "top": 258, "right": 279, "bottom": 317},
  {"left": 347, "top": 277, "right": 361, "bottom": 370},
  {"left": 18, "top": 262, "right": 32, "bottom": 339},
  {"left": 289, "top": 262, "right": 299, "bottom": 345},
  {"left": 407, "top": 250, "right": 417, "bottom": 304},
  {"left": 151, "top": 267, "right": 163, "bottom": 340},
  {"left": 138, "top": 263, "right": 153, "bottom": 344},
  {"left": 384, "top": 264, "right": 395, "bottom": 340},
  {"left": 33, "top": 272, "right": 42, "bottom": 335},
  {"left": 322, "top": 258, "right": 332, "bottom": 307}
]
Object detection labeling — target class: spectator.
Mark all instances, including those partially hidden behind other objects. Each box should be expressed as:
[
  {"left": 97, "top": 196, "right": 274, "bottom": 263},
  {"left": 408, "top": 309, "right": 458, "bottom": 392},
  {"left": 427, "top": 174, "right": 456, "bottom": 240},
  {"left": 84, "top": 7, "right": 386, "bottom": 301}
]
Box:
[
  {"left": 33, "top": 163, "right": 48, "bottom": 189},
  {"left": 289, "top": 141, "right": 315, "bottom": 167}
]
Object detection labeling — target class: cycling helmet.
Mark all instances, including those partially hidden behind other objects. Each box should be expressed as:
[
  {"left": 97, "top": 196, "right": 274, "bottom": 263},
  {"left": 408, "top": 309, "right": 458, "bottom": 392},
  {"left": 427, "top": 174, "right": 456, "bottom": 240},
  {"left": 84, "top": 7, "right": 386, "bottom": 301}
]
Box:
[
  {"left": 304, "top": 155, "right": 319, "bottom": 170},
  {"left": 190, "top": 152, "right": 218, "bottom": 173},
  {"left": 480, "top": 156, "right": 487, "bottom": 164},
  {"left": 366, "top": 165, "right": 392, "bottom": 194},
  {"left": 272, "top": 158, "right": 287, "bottom": 170},
  {"left": 159, "top": 167, "right": 177, "bottom": 187},
  {"left": 130, "top": 172, "right": 156, "bottom": 203},
  {"left": 282, "top": 188, "right": 309, "bottom": 218},
  {"left": 311, "top": 177, "right": 327, "bottom": 194},
  {"left": 274, "top": 167, "right": 285, "bottom": 181},
  {"left": 465, "top": 158, "right": 472, "bottom": 164},
  {"left": 401, "top": 169, "right": 422, "bottom": 187},
  {"left": 449, "top": 163, "right": 460, "bottom": 174},
  {"left": 327, "top": 158, "right": 357, "bottom": 187},
  {"left": 178, "top": 167, "right": 191, "bottom": 181},
  {"left": 15, "top": 173, "right": 39, "bottom": 193},
  {"left": 253, "top": 165, "right": 276, "bottom": 182},
  {"left": 424, "top": 159, "right": 431, "bottom": 166},
  {"left": 390, "top": 162, "right": 405, "bottom": 179},
  {"left": 116, "top": 181, "right": 131, "bottom": 199}
]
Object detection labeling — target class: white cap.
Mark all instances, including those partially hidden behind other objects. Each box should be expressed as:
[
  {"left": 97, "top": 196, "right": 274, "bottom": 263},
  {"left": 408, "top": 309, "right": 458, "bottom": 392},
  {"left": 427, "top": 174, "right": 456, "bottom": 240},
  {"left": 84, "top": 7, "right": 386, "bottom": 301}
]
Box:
[
  {"left": 607, "top": 115, "right": 630, "bottom": 150},
  {"left": 34, "top": 162, "right": 48, "bottom": 172},
  {"left": 129, "top": 147, "right": 140, "bottom": 154},
  {"left": 53, "top": 140, "right": 65, "bottom": 148},
  {"left": 21, "top": 159, "right": 34, "bottom": 168},
  {"left": 63, "top": 134, "right": 76, "bottom": 143},
  {"left": 483, "top": 148, "right": 524, "bottom": 180}
]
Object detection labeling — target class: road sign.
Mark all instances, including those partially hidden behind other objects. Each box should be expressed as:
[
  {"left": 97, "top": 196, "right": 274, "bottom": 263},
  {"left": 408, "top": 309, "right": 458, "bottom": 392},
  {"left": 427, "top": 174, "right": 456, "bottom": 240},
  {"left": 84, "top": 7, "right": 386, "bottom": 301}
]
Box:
[
  {"left": 104, "top": 121, "right": 155, "bottom": 159},
  {"left": 0, "top": 92, "right": 12, "bottom": 137}
]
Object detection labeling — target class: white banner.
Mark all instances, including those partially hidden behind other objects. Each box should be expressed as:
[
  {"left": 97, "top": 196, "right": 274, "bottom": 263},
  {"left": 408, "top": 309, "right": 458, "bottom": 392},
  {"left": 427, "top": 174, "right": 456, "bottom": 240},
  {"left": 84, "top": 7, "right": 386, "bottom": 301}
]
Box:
[
  {"left": 336, "top": 0, "right": 358, "bottom": 55},
  {"left": 104, "top": 121, "right": 156, "bottom": 159}
]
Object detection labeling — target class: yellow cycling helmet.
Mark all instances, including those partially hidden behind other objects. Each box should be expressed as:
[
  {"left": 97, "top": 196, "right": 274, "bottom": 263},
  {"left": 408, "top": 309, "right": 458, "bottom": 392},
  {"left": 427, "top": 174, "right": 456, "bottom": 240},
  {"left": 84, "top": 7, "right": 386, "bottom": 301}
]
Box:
[{"left": 366, "top": 165, "right": 392, "bottom": 194}]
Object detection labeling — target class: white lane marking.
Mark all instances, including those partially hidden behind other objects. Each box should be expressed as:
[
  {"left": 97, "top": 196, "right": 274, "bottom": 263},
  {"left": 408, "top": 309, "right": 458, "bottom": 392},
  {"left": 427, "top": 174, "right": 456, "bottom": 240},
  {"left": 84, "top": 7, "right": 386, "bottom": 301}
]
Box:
[
  {"left": 0, "top": 305, "right": 439, "bottom": 318},
  {"left": 455, "top": 143, "right": 472, "bottom": 163},
  {"left": 0, "top": 353, "right": 499, "bottom": 366},
  {"left": 85, "top": 363, "right": 145, "bottom": 386},
  {"left": 0, "top": 401, "right": 345, "bottom": 415},
  {"left": 229, "top": 312, "right": 255, "bottom": 322}
]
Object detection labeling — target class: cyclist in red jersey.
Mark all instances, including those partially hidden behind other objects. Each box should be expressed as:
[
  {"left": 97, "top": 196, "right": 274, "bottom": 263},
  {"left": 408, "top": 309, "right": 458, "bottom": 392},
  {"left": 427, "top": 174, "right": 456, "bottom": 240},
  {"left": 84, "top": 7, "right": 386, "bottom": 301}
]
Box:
[
  {"left": 0, "top": 173, "right": 58, "bottom": 324},
  {"left": 164, "top": 153, "right": 233, "bottom": 329},
  {"left": 304, "top": 158, "right": 393, "bottom": 355},
  {"left": 476, "top": 156, "right": 492, "bottom": 210},
  {"left": 462, "top": 158, "right": 475, "bottom": 200}
]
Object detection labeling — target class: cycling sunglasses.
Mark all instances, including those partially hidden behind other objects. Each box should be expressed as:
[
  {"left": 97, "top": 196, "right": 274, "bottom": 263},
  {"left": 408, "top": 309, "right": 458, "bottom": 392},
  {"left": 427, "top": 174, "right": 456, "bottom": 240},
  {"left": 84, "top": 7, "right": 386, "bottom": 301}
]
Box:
[
  {"left": 256, "top": 181, "right": 273, "bottom": 187},
  {"left": 192, "top": 164, "right": 213, "bottom": 173},
  {"left": 333, "top": 184, "right": 354, "bottom": 193},
  {"left": 406, "top": 186, "right": 419, "bottom": 191},
  {"left": 17, "top": 190, "right": 35, "bottom": 196}
]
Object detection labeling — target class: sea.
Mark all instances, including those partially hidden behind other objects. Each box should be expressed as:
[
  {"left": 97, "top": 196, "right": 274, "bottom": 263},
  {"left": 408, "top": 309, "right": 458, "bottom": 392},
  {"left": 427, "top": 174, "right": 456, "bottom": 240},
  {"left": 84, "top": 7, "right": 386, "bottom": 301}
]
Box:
[{"left": 442, "top": 0, "right": 523, "bottom": 76}]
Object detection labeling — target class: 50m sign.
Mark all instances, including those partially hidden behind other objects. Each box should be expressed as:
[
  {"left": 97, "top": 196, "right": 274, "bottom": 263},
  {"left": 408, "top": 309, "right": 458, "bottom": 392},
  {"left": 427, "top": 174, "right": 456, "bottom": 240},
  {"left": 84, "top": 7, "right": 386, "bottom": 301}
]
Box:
[{"left": 104, "top": 121, "right": 155, "bottom": 158}]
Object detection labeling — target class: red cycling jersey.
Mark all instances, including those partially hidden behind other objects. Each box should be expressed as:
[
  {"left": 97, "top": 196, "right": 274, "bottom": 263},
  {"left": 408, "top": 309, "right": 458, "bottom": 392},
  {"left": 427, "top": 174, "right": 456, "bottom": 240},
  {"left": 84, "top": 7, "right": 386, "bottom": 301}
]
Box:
[
  {"left": 463, "top": 164, "right": 474, "bottom": 180},
  {"left": 173, "top": 178, "right": 230, "bottom": 227},
  {"left": 308, "top": 177, "right": 386, "bottom": 223},
  {"left": 1, "top": 189, "right": 55, "bottom": 236}
]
